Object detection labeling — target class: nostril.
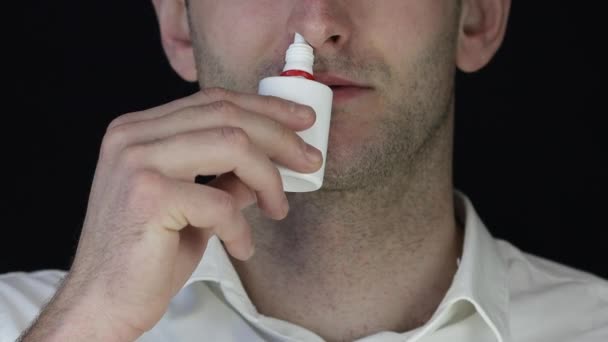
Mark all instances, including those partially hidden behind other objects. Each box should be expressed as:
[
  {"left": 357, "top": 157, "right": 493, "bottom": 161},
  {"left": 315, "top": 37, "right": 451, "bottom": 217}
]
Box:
[{"left": 329, "top": 35, "right": 340, "bottom": 43}]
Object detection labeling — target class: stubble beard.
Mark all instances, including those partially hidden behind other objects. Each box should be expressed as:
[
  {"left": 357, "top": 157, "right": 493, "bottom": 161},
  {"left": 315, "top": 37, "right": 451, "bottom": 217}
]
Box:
[{"left": 189, "top": 30, "right": 457, "bottom": 194}]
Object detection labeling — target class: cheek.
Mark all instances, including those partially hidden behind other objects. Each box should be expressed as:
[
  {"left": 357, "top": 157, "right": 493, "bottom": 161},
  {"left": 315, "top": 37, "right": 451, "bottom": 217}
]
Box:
[
  {"left": 367, "top": 2, "right": 455, "bottom": 75},
  {"left": 192, "top": 2, "right": 288, "bottom": 76}
]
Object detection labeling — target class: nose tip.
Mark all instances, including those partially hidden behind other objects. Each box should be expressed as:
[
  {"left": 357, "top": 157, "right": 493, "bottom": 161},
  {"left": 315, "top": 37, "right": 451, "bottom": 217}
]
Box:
[
  {"left": 294, "top": 26, "right": 345, "bottom": 51},
  {"left": 287, "top": 1, "right": 351, "bottom": 51},
  {"left": 298, "top": 27, "right": 343, "bottom": 50}
]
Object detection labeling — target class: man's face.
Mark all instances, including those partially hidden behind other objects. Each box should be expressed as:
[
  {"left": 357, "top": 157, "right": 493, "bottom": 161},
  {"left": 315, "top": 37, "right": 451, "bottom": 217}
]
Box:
[{"left": 186, "top": 1, "right": 461, "bottom": 191}]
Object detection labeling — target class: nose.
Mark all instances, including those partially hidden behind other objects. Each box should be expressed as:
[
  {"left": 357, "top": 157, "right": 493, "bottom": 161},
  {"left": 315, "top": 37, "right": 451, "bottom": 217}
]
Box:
[{"left": 286, "top": 0, "right": 352, "bottom": 53}]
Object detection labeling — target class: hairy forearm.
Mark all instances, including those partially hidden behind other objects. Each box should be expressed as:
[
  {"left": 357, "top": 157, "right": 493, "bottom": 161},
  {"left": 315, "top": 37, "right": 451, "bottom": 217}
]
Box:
[{"left": 18, "top": 276, "right": 141, "bottom": 342}]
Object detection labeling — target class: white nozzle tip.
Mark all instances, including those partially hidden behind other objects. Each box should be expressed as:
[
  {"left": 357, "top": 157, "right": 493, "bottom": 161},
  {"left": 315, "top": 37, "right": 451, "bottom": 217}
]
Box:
[{"left": 294, "top": 33, "right": 306, "bottom": 44}]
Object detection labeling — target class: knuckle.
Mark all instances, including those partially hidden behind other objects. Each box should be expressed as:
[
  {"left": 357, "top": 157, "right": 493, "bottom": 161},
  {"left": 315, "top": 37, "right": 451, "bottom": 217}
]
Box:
[
  {"left": 264, "top": 95, "right": 291, "bottom": 113},
  {"left": 282, "top": 98, "right": 299, "bottom": 114},
  {"left": 107, "top": 116, "right": 126, "bottom": 131},
  {"left": 107, "top": 112, "right": 138, "bottom": 130},
  {"left": 207, "top": 100, "right": 238, "bottom": 116},
  {"left": 212, "top": 190, "right": 238, "bottom": 218},
  {"left": 101, "top": 124, "right": 131, "bottom": 158},
  {"left": 219, "top": 127, "right": 250, "bottom": 151},
  {"left": 118, "top": 144, "right": 147, "bottom": 171},
  {"left": 260, "top": 94, "right": 278, "bottom": 108},
  {"left": 214, "top": 105, "right": 241, "bottom": 126}
]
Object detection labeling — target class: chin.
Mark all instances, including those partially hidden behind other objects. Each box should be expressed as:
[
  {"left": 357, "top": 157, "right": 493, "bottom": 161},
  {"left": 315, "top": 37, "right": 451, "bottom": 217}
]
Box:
[
  {"left": 317, "top": 147, "right": 361, "bottom": 191},
  {"left": 317, "top": 122, "right": 372, "bottom": 190}
]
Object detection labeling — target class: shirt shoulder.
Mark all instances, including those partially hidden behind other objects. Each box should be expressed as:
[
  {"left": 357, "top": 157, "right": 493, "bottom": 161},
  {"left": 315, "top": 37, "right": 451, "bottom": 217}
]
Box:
[
  {"left": 495, "top": 239, "right": 608, "bottom": 342},
  {"left": 0, "top": 270, "right": 66, "bottom": 341}
]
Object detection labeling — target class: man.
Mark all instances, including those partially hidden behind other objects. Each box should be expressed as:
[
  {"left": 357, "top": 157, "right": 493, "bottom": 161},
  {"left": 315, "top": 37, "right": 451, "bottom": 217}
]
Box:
[{"left": 2, "top": 0, "right": 607, "bottom": 341}]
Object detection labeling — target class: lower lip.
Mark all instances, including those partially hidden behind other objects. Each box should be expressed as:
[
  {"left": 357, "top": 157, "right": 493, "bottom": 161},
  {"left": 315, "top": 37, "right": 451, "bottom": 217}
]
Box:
[{"left": 330, "top": 86, "right": 373, "bottom": 103}]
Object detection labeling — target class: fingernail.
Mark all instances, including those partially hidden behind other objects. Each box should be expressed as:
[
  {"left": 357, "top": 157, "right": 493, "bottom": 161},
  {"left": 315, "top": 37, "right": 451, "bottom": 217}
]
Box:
[
  {"left": 305, "top": 144, "right": 323, "bottom": 164},
  {"left": 282, "top": 197, "right": 290, "bottom": 217},
  {"left": 289, "top": 101, "right": 298, "bottom": 113},
  {"left": 248, "top": 244, "right": 256, "bottom": 259},
  {"left": 297, "top": 107, "right": 314, "bottom": 121}
]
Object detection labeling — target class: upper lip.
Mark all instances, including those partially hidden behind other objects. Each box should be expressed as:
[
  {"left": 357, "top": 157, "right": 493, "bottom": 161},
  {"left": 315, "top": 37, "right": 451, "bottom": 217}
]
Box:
[{"left": 314, "top": 74, "right": 372, "bottom": 88}]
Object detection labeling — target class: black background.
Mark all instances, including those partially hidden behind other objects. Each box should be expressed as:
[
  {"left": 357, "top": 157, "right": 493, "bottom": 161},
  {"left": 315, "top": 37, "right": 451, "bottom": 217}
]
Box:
[{"left": 4, "top": 1, "right": 607, "bottom": 279}]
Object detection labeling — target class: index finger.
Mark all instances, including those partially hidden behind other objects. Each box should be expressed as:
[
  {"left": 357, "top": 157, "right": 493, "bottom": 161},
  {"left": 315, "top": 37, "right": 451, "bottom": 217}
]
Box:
[{"left": 109, "top": 87, "right": 315, "bottom": 130}]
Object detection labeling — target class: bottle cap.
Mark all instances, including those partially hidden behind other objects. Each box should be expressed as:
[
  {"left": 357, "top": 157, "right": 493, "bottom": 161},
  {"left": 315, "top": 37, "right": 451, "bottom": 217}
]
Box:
[{"left": 282, "top": 33, "right": 314, "bottom": 76}]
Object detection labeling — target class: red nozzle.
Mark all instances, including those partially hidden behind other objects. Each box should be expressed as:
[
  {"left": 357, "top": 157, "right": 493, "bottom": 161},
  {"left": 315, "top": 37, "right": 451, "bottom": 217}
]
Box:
[{"left": 280, "top": 69, "right": 315, "bottom": 80}]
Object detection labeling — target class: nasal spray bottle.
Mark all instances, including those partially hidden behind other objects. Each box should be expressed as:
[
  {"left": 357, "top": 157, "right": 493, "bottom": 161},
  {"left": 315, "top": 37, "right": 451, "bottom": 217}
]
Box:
[{"left": 258, "top": 33, "right": 333, "bottom": 192}]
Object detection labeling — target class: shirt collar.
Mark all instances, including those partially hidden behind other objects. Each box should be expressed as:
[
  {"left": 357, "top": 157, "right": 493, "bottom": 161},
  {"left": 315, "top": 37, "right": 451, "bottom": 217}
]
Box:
[
  {"left": 184, "top": 190, "right": 510, "bottom": 341},
  {"left": 413, "top": 190, "right": 511, "bottom": 342}
]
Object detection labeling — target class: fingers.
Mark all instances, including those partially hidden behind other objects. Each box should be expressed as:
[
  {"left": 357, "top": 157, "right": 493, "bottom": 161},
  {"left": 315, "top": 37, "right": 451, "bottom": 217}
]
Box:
[
  {"left": 108, "top": 87, "right": 316, "bottom": 133},
  {"left": 98, "top": 88, "right": 321, "bottom": 264},
  {"left": 125, "top": 127, "right": 289, "bottom": 220},
  {"left": 104, "top": 101, "right": 322, "bottom": 175},
  {"left": 206, "top": 172, "right": 258, "bottom": 211},
  {"left": 155, "top": 175, "right": 255, "bottom": 261}
]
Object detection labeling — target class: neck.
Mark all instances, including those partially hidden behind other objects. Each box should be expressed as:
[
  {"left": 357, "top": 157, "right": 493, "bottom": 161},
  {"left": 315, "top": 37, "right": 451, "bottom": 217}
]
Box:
[{"left": 231, "top": 110, "right": 462, "bottom": 341}]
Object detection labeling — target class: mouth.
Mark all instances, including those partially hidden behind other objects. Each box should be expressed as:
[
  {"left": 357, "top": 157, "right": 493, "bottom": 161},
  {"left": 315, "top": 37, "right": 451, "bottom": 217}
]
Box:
[
  {"left": 314, "top": 74, "right": 370, "bottom": 88},
  {"left": 314, "top": 74, "right": 374, "bottom": 103},
  {"left": 328, "top": 85, "right": 359, "bottom": 91}
]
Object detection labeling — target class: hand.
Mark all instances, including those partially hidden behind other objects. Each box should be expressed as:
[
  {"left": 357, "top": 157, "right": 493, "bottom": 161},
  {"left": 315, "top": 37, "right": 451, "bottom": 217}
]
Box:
[{"left": 27, "top": 88, "right": 323, "bottom": 341}]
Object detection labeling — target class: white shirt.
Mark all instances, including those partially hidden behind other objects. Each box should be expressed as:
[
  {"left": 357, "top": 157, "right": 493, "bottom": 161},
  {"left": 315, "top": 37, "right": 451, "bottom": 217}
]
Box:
[{"left": 1, "top": 191, "right": 607, "bottom": 342}]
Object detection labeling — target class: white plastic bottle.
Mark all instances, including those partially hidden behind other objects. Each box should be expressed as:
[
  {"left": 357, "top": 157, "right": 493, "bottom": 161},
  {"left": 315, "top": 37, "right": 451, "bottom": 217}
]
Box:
[{"left": 258, "top": 33, "right": 333, "bottom": 192}]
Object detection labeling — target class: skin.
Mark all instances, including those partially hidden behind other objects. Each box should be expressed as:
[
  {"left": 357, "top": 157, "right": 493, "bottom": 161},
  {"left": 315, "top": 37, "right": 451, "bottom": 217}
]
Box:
[{"left": 20, "top": 0, "right": 510, "bottom": 341}]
